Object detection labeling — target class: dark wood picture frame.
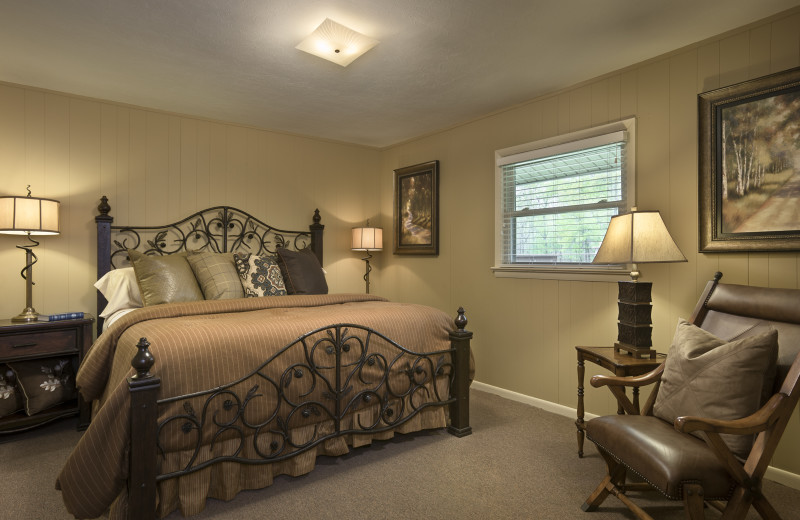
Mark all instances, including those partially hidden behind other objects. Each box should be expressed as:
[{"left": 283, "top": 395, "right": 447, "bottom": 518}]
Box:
[
  {"left": 393, "top": 160, "right": 439, "bottom": 255},
  {"left": 699, "top": 66, "right": 800, "bottom": 252}
]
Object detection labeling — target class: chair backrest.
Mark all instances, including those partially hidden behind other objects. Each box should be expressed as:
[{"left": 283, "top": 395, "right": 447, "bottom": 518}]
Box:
[{"left": 690, "top": 272, "right": 800, "bottom": 390}]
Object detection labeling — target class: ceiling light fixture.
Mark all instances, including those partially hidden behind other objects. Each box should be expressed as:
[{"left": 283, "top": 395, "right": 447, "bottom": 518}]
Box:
[{"left": 296, "top": 18, "right": 378, "bottom": 67}]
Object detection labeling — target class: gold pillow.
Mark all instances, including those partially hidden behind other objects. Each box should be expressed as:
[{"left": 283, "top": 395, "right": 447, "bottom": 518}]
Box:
[
  {"left": 186, "top": 250, "right": 244, "bottom": 300},
  {"left": 128, "top": 250, "right": 204, "bottom": 306}
]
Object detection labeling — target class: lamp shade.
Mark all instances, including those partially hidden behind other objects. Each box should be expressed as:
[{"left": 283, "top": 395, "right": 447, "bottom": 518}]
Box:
[
  {"left": 0, "top": 195, "right": 60, "bottom": 235},
  {"left": 352, "top": 227, "right": 383, "bottom": 251},
  {"left": 592, "top": 210, "right": 685, "bottom": 264}
]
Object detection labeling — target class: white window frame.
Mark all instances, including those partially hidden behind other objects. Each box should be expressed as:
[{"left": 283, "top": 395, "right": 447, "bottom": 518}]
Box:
[{"left": 493, "top": 118, "right": 636, "bottom": 281}]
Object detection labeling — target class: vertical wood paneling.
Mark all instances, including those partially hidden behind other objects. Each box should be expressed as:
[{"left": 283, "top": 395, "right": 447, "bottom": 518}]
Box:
[
  {"left": 43, "top": 93, "right": 70, "bottom": 315},
  {"left": 115, "top": 107, "right": 131, "bottom": 224},
  {"left": 179, "top": 118, "right": 198, "bottom": 216}
]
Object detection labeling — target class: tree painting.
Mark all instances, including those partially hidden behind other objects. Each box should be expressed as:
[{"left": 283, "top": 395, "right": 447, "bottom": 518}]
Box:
[
  {"left": 719, "top": 89, "right": 800, "bottom": 234},
  {"left": 400, "top": 172, "right": 433, "bottom": 245}
]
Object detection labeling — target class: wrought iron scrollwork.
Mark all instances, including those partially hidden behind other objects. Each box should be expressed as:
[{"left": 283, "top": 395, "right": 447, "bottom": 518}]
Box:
[
  {"left": 154, "top": 324, "right": 456, "bottom": 482},
  {"left": 109, "top": 206, "right": 312, "bottom": 267}
]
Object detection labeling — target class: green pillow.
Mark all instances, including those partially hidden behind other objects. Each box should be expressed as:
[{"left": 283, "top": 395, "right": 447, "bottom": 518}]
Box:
[
  {"left": 187, "top": 250, "right": 244, "bottom": 300},
  {"left": 128, "top": 250, "right": 204, "bottom": 306}
]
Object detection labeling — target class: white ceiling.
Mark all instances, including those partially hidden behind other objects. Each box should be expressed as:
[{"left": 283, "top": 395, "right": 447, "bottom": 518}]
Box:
[{"left": 1, "top": 0, "right": 798, "bottom": 148}]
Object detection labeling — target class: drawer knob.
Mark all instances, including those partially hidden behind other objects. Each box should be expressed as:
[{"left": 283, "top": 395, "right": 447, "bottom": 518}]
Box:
[{"left": 13, "top": 342, "right": 37, "bottom": 349}]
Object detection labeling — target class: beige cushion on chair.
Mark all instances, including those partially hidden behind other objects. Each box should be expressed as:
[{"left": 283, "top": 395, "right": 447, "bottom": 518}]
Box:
[{"left": 653, "top": 318, "right": 778, "bottom": 459}]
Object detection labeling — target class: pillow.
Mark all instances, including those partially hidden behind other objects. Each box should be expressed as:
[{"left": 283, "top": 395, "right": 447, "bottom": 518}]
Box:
[
  {"left": 0, "top": 365, "right": 24, "bottom": 418},
  {"left": 186, "top": 250, "right": 244, "bottom": 300},
  {"left": 128, "top": 250, "right": 204, "bottom": 306},
  {"left": 275, "top": 247, "right": 328, "bottom": 295},
  {"left": 94, "top": 267, "right": 144, "bottom": 318},
  {"left": 234, "top": 253, "right": 287, "bottom": 297},
  {"left": 653, "top": 318, "right": 778, "bottom": 459},
  {"left": 9, "top": 358, "right": 77, "bottom": 416}
]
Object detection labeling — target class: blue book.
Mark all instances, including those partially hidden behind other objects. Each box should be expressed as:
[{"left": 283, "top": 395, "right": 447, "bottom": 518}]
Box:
[{"left": 37, "top": 312, "right": 85, "bottom": 321}]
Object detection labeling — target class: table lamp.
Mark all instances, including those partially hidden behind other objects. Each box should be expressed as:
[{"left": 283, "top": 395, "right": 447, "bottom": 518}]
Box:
[
  {"left": 0, "top": 187, "right": 60, "bottom": 322},
  {"left": 351, "top": 221, "right": 383, "bottom": 294},
  {"left": 592, "top": 209, "right": 686, "bottom": 358}
]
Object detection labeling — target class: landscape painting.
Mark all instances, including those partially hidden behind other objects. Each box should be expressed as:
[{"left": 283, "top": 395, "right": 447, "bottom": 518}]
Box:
[
  {"left": 699, "top": 66, "right": 800, "bottom": 252},
  {"left": 393, "top": 160, "right": 439, "bottom": 255}
]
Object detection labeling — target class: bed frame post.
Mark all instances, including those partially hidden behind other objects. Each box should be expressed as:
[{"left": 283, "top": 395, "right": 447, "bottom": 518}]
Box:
[
  {"left": 127, "top": 337, "right": 161, "bottom": 520},
  {"left": 310, "top": 209, "right": 324, "bottom": 265},
  {"left": 447, "top": 307, "right": 473, "bottom": 437},
  {"left": 96, "top": 196, "right": 113, "bottom": 336}
]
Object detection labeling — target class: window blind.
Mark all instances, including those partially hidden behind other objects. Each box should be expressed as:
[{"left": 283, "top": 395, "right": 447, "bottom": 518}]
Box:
[{"left": 499, "top": 133, "right": 627, "bottom": 266}]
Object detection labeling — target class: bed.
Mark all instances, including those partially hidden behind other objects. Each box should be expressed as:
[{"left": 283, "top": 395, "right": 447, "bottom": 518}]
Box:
[{"left": 56, "top": 197, "right": 473, "bottom": 519}]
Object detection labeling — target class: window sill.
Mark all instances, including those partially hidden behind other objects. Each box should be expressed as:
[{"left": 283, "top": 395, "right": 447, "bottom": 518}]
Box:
[{"left": 491, "top": 265, "right": 630, "bottom": 282}]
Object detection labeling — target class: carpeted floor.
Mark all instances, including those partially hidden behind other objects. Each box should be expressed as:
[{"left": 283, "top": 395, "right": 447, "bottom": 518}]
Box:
[{"left": 1, "top": 389, "right": 799, "bottom": 519}]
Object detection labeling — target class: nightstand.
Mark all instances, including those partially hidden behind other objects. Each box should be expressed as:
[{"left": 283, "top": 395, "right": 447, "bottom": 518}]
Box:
[
  {"left": 575, "top": 346, "right": 664, "bottom": 457},
  {"left": 0, "top": 316, "right": 93, "bottom": 434}
]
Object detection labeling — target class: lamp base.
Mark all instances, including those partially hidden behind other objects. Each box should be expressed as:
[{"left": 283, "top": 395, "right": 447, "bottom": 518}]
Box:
[
  {"left": 613, "top": 341, "right": 657, "bottom": 360},
  {"left": 11, "top": 306, "right": 39, "bottom": 323}
]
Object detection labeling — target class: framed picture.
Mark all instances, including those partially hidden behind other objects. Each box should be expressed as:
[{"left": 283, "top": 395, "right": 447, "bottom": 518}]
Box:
[
  {"left": 393, "top": 160, "right": 439, "bottom": 255},
  {"left": 699, "top": 66, "right": 800, "bottom": 252}
]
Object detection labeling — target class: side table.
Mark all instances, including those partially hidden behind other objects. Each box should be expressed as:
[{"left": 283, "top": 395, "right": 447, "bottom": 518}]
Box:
[{"left": 575, "top": 346, "right": 663, "bottom": 457}]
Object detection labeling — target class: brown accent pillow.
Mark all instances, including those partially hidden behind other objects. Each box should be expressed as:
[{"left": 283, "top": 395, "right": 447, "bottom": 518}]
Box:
[
  {"left": 0, "top": 365, "right": 24, "bottom": 418},
  {"left": 275, "top": 248, "right": 328, "bottom": 295},
  {"left": 128, "top": 250, "right": 204, "bottom": 306},
  {"left": 653, "top": 318, "right": 778, "bottom": 459},
  {"left": 186, "top": 251, "right": 244, "bottom": 300},
  {"left": 9, "top": 358, "right": 77, "bottom": 416}
]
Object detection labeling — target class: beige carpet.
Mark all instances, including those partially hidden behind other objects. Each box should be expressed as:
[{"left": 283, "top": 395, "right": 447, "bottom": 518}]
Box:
[{"left": 1, "top": 389, "right": 799, "bottom": 519}]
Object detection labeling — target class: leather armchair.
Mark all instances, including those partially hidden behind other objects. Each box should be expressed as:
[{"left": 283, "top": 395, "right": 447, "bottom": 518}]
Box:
[{"left": 581, "top": 273, "right": 800, "bottom": 520}]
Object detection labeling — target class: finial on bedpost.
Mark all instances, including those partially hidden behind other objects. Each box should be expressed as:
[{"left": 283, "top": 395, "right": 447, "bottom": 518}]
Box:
[
  {"left": 455, "top": 307, "right": 468, "bottom": 331},
  {"left": 312, "top": 208, "right": 322, "bottom": 227},
  {"left": 713, "top": 271, "right": 723, "bottom": 282},
  {"left": 131, "top": 337, "right": 155, "bottom": 379},
  {"left": 98, "top": 195, "right": 111, "bottom": 217}
]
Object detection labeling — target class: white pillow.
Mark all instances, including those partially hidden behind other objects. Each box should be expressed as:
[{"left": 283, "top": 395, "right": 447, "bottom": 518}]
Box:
[{"left": 94, "top": 267, "right": 143, "bottom": 318}]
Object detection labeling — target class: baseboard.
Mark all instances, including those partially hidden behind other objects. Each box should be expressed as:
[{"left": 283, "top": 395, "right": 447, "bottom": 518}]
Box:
[{"left": 471, "top": 380, "right": 800, "bottom": 491}]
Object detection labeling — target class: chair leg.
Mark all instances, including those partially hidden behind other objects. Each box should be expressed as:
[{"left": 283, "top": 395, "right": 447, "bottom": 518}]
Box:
[
  {"left": 751, "top": 494, "right": 781, "bottom": 520},
  {"left": 582, "top": 452, "right": 626, "bottom": 512},
  {"left": 721, "top": 486, "right": 756, "bottom": 520},
  {"left": 683, "top": 483, "right": 706, "bottom": 520}
]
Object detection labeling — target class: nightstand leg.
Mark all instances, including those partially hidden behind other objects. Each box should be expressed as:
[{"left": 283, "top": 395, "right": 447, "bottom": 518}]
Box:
[{"left": 576, "top": 355, "right": 585, "bottom": 458}]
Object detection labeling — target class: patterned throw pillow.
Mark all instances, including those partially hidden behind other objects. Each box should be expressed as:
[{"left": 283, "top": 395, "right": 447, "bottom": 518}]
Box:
[
  {"left": 9, "top": 358, "right": 78, "bottom": 416},
  {"left": 234, "top": 253, "right": 287, "bottom": 297},
  {"left": 0, "top": 365, "right": 24, "bottom": 418}
]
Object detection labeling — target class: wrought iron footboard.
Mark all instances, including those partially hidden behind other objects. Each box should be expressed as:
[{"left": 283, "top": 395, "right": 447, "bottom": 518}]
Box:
[{"left": 126, "top": 308, "right": 472, "bottom": 519}]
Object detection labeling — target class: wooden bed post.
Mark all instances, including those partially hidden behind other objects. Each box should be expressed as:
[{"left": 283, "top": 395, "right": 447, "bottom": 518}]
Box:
[
  {"left": 447, "top": 307, "right": 473, "bottom": 437},
  {"left": 96, "top": 196, "right": 113, "bottom": 336},
  {"left": 127, "top": 338, "right": 161, "bottom": 520},
  {"left": 310, "top": 209, "right": 324, "bottom": 265}
]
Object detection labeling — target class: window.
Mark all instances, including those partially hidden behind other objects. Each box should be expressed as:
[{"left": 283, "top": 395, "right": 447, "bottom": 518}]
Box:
[{"left": 494, "top": 118, "right": 635, "bottom": 279}]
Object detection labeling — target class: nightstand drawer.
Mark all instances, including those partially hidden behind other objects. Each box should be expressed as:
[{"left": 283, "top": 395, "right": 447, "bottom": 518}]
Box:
[{"left": 0, "top": 329, "right": 78, "bottom": 358}]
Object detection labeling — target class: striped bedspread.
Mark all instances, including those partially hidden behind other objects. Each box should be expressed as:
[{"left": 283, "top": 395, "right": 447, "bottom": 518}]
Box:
[{"left": 56, "top": 294, "right": 456, "bottom": 518}]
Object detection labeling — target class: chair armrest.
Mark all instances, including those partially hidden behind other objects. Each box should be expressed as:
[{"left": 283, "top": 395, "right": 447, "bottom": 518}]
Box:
[
  {"left": 674, "top": 393, "right": 785, "bottom": 436},
  {"left": 589, "top": 364, "right": 664, "bottom": 416},
  {"left": 590, "top": 363, "right": 664, "bottom": 389}
]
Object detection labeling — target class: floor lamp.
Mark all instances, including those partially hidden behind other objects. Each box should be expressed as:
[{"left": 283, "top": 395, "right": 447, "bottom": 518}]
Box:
[
  {"left": 351, "top": 222, "right": 382, "bottom": 294},
  {"left": 592, "top": 209, "right": 686, "bottom": 359},
  {"left": 0, "top": 187, "right": 61, "bottom": 322}
]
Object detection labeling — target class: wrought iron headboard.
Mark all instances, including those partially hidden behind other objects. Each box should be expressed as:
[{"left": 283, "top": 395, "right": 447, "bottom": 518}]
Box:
[{"left": 94, "top": 196, "right": 324, "bottom": 334}]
